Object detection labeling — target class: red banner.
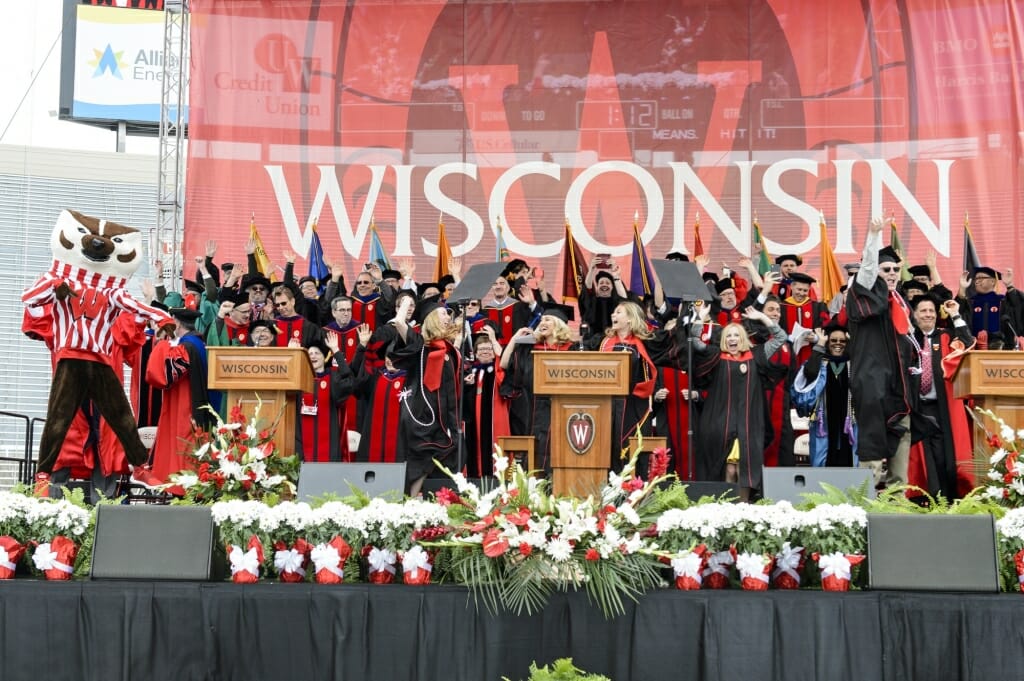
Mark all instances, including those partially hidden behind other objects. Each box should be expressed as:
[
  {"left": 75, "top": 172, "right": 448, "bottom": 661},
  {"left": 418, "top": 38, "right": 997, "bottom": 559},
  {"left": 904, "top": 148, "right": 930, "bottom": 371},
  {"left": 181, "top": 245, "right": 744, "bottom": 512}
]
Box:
[{"left": 185, "top": 0, "right": 1023, "bottom": 291}]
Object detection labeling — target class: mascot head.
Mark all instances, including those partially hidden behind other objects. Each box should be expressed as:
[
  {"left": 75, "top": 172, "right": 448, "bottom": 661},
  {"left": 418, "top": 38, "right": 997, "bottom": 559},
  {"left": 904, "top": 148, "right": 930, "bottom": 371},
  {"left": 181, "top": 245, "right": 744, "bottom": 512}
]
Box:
[{"left": 51, "top": 209, "right": 144, "bottom": 278}]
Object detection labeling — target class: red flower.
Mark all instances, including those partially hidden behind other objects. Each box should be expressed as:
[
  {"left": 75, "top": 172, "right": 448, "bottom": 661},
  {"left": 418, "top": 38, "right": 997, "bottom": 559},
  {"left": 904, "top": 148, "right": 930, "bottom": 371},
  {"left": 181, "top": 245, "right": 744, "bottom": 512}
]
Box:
[
  {"left": 237, "top": 444, "right": 249, "bottom": 454},
  {"left": 229, "top": 406, "right": 246, "bottom": 424},
  {"left": 241, "top": 479, "right": 253, "bottom": 490},
  {"left": 435, "top": 487, "right": 460, "bottom": 506},
  {"left": 507, "top": 488, "right": 519, "bottom": 498},
  {"left": 505, "top": 507, "right": 532, "bottom": 527},
  {"left": 649, "top": 446, "right": 671, "bottom": 479},
  {"left": 989, "top": 435, "right": 1003, "bottom": 448},
  {"left": 585, "top": 548, "right": 600, "bottom": 561},
  {"left": 622, "top": 478, "right": 644, "bottom": 492},
  {"left": 482, "top": 528, "right": 510, "bottom": 558},
  {"left": 469, "top": 511, "right": 499, "bottom": 533},
  {"left": 518, "top": 543, "right": 532, "bottom": 557}
]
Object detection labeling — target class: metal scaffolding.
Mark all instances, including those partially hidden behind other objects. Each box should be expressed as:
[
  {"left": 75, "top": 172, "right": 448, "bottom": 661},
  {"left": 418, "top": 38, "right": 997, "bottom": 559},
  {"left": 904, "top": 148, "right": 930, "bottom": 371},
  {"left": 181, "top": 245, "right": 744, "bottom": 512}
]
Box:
[{"left": 155, "top": 0, "right": 189, "bottom": 291}]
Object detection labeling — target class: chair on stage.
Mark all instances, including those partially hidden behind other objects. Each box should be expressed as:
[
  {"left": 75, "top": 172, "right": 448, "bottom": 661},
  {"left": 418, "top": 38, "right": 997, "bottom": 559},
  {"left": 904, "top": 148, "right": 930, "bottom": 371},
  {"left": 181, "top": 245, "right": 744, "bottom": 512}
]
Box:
[{"left": 496, "top": 436, "right": 534, "bottom": 476}]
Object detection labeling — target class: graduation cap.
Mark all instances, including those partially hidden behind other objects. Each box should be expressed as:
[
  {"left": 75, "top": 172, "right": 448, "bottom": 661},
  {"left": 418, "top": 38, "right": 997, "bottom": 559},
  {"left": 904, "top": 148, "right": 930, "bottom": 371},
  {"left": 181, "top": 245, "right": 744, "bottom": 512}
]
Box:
[
  {"left": 470, "top": 318, "right": 500, "bottom": 343},
  {"left": 775, "top": 254, "right": 803, "bottom": 266},
  {"left": 438, "top": 274, "right": 456, "bottom": 291},
  {"left": 907, "top": 265, "right": 930, "bottom": 279},
  {"left": 502, "top": 259, "right": 529, "bottom": 280},
  {"left": 449, "top": 262, "right": 507, "bottom": 303},
  {"left": 650, "top": 259, "right": 714, "bottom": 302},
  {"left": 307, "top": 339, "right": 332, "bottom": 362},
  {"left": 226, "top": 289, "right": 249, "bottom": 306},
  {"left": 665, "top": 251, "right": 690, "bottom": 262},
  {"left": 701, "top": 272, "right": 719, "bottom": 284},
  {"left": 788, "top": 272, "right": 816, "bottom": 285},
  {"left": 843, "top": 263, "right": 861, "bottom": 275},
  {"left": 902, "top": 280, "right": 928, "bottom": 296},
  {"left": 540, "top": 302, "right": 574, "bottom": 323},
  {"left": 221, "top": 262, "right": 235, "bottom": 274},
  {"left": 183, "top": 278, "right": 205, "bottom": 295},
  {"left": 972, "top": 266, "right": 1001, "bottom": 280},
  {"left": 413, "top": 295, "right": 444, "bottom": 326},
  {"left": 877, "top": 246, "right": 902, "bottom": 264},
  {"left": 298, "top": 275, "right": 318, "bottom": 287},
  {"left": 417, "top": 282, "right": 440, "bottom": 299},
  {"left": 381, "top": 268, "right": 402, "bottom": 282},
  {"left": 909, "top": 292, "right": 942, "bottom": 310},
  {"left": 241, "top": 273, "right": 272, "bottom": 291},
  {"left": 714, "top": 277, "right": 736, "bottom": 294},
  {"left": 248, "top": 319, "right": 279, "bottom": 337},
  {"left": 168, "top": 307, "right": 202, "bottom": 322}
]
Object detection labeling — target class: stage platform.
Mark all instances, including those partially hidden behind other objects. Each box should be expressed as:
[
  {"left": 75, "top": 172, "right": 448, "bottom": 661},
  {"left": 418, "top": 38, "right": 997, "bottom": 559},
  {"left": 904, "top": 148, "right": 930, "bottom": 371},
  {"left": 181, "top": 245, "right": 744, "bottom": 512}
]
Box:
[{"left": 1, "top": 581, "right": 1022, "bottom": 681}]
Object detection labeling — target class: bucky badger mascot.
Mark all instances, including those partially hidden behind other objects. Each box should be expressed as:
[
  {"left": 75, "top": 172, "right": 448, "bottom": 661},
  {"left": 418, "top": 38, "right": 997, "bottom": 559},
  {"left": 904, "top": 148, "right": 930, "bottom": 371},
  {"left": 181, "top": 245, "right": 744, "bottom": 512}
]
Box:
[{"left": 22, "top": 210, "right": 174, "bottom": 488}]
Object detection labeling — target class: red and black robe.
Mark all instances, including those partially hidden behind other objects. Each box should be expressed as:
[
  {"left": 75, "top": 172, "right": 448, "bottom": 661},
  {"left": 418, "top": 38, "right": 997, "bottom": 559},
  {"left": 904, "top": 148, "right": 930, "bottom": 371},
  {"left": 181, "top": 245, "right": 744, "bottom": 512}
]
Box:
[
  {"left": 356, "top": 368, "right": 407, "bottom": 463},
  {"left": 463, "top": 362, "right": 510, "bottom": 478},
  {"left": 299, "top": 363, "right": 355, "bottom": 463}
]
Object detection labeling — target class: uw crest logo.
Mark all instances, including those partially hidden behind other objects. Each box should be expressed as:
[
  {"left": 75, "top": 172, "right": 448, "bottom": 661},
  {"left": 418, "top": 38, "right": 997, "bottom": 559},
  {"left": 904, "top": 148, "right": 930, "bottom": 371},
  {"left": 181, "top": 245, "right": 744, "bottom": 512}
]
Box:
[{"left": 566, "top": 412, "right": 595, "bottom": 455}]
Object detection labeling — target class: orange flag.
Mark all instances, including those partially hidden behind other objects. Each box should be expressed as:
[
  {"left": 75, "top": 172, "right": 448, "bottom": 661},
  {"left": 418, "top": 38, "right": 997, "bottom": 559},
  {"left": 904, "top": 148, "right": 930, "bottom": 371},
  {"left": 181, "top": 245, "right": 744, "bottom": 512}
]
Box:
[
  {"left": 692, "top": 213, "right": 705, "bottom": 258},
  {"left": 818, "top": 211, "right": 845, "bottom": 303},
  {"left": 431, "top": 214, "right": 452, "bottom": 283}
]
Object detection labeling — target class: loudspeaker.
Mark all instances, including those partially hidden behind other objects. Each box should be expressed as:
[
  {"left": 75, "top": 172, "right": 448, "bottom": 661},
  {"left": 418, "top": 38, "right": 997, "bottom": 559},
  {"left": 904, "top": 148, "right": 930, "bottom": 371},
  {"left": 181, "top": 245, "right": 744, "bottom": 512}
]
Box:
[
  {"left": 297, "top": 462, "right": 407, "bottom": 500},
  {"left": 91, "top": 505, "right": 225, "bottom": 580},
  {"left": 761, "top": 466, "right": 875, "bottom": 504},
  {"left": 867, "top": 513, "right": 1000, "bottom": 592},
  {"left": 680, "top": 481, "right": 740, "bottom": 502}
]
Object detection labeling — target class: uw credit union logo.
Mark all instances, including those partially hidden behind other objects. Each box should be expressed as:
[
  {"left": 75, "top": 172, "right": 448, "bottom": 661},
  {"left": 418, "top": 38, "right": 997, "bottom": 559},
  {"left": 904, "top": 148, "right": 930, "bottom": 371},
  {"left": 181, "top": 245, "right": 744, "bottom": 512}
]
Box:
[{"left": 88, "top": 44, "right": 127, "bottom": 79}]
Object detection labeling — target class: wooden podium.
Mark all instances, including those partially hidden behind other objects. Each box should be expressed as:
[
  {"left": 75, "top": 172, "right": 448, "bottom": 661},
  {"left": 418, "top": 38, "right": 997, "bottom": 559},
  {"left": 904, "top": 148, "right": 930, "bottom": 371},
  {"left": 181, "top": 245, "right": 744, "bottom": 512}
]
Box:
[
  {"left": 533, "top": 351, "right": 630, "bottom": 497},
  {"left": 207, "top": 347, "right": 314, "bottom": 455},
  {"left": 953, "top": 350, "right": 1024, "bottom": 460}
]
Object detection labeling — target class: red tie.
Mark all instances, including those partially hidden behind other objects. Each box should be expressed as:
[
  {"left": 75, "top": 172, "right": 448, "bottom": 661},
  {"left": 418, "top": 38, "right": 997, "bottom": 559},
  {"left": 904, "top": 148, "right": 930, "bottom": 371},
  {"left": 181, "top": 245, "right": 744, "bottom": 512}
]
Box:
[
  {"left": 919, "top": 335, "right": 933, "bottom": 396},
  {"left": 890, "top": 292, "right": 910, "bottom": 335}
]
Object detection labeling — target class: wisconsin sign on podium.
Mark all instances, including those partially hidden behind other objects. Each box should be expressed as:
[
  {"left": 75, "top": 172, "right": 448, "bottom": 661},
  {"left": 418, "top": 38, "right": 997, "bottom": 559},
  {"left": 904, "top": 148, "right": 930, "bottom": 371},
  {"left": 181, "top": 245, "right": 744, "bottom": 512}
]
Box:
[{"left": 533, "top": 351, "right": 630, "bottom": 497}]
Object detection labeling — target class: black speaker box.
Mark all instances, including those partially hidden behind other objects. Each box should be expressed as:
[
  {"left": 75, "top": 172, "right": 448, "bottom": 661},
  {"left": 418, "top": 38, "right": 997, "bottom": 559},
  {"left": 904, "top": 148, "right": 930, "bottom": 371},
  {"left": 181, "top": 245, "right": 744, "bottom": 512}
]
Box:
[
  {"left": 867, "top": 513, "right": 1000, "bottom": 592},
  {"left": 680, "top": 481, "right": 740, "bottom": 502},
  {"left": 297, "top": 462, "right": 407, "bottom": 500},
  {"left": 91, "top": 505, "right": 225, "bottom": 580}
]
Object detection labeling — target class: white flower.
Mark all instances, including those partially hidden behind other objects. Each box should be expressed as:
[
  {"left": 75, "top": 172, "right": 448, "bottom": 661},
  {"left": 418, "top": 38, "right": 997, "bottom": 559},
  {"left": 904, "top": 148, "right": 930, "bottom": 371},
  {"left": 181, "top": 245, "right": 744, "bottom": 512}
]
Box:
[
  {"left": 492, "top": 453, "right": 509, "bottom": 477},
  {"left": 991, "top": 449, "right": 1008, "bottom": 466},
  {"left": 985, "top": 486, "right": 1006, "bottom": 501},
  {"left": 174, "top": 473, "right": 199, "bottom": 490},
  {"left": 616, "top": 504, "right": 641, "bottom": 527},
  {"left": 1001, "top": 425, "right": 1016, "bottom": 444},
  {"left": 988, "top": 470, "right": 1004, "bottom": 481},
  {"left": 544, "top": 537, "right": 574, "bottom": 562}
]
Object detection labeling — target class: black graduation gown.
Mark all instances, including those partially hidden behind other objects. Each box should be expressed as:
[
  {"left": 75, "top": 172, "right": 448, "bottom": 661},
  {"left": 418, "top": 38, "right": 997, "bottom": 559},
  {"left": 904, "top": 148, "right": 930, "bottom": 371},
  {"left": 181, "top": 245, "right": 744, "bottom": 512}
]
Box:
[
  {"left": 692, "top": 325, "right": 787, "bottom": 490},
  {"left": 298, "top": 364, "right": 354, "bottom": 463},
  {"left": 388, "top": 330, "right": 460, "bottom": 483},
  {"left": 801, "top": 350, "right": 855, "bottom": 467},
  {"left": 463, "top": 362, "right": 500, "bottom": 478},
  {"left": 355, "top": 367, "right": 407, "bottom": 463},
  {"left": 846, "top": 277, "right": 916, "bottom": 462}
]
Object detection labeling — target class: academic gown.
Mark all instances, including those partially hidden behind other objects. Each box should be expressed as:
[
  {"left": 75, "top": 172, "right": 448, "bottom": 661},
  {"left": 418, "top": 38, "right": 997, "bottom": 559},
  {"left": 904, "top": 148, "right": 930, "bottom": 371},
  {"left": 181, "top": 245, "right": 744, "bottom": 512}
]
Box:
[
  {"left": 907, "top": 325, "right": 975, "bottom": 499},
  {"left": 273, "top": 314, "right": 324, "bottom": 349},
  {"left": 653, "top": 366, "right": 693, "bottom": 480},
  {"left": 846, "top": 278, "right": 916, "bottom": 462},
  {"left": 146, "top": 334, "right": 215, "bottom": 483},
  {"left": 299, "top": 363, "right": 355, "bottom": 463},
  {"left": 483, "top": 299, "right": 533, "bottom": 341},
  {"left": 355, "top": 367, "right": 407, "bottom": 463},
  {"left": 325, "top": 320, "right": 363, "bottom": 447},
  {"left": 798, "top": 349, "right": 857, "bottom": 467},
  {"left": 692, "top": 325, "right": 788, "bottom": 490},
  {"left": 388, "top": 330, "right": 461, "bottom": 483},
  {"left": 463, "top": 362, "right": 510, "bottom": 478}
]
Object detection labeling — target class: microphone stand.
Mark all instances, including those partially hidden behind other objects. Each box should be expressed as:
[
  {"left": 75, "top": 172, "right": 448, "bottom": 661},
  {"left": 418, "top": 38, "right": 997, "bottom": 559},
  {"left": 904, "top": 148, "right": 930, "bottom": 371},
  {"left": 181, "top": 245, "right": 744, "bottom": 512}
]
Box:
[{"left": 680, "top": 302, "right": 698, "bottom": 482}]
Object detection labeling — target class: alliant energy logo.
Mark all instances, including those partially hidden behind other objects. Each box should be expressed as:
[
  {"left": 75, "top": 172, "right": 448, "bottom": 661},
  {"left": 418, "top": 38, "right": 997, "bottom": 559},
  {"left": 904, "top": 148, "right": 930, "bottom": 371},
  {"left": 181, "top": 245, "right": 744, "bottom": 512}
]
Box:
[
  {"left": 566, "top": 412, "right": 595, "bottom": 455},
  {"left": 89, "top": 44, "right": 127, "bottom": 79}
]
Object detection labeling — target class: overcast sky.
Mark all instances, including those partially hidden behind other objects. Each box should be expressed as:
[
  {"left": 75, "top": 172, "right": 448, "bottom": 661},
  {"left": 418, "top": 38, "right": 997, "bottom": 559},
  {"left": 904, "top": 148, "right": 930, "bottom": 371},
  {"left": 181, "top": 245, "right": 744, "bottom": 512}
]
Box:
[{"left": 0, "top": 0, "right": 158, "bottom": 154}]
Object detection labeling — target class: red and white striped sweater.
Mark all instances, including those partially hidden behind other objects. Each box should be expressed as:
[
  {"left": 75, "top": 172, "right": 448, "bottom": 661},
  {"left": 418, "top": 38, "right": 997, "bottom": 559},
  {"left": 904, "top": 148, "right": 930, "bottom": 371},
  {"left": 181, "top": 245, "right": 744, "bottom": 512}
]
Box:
[{"left": 22, "top": 260, "right": 171, "bottom": 367}]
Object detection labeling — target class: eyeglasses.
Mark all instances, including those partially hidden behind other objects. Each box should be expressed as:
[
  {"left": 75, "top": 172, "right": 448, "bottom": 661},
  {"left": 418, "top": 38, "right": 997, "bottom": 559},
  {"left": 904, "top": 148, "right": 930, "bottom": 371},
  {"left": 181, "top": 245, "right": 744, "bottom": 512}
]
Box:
[
  {"left": 249, "top": 286, "right": 267, "bottom": 292},
  {"left": 879, "top": 266, "right": 900, "bottom": 273},
  {"left": 974, "top": 275, "right": 994, "bottom": 282},
  {"left": 356, "top": 279, "right": 373, "bottom": 286},
  {"left": 273, "top": 301, "right": 289, "bottom": 308}
]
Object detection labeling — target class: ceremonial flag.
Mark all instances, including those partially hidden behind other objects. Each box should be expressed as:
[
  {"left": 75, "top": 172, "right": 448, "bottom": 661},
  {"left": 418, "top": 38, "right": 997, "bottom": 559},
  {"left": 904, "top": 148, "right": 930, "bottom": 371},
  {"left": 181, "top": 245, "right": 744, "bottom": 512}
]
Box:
[
  {"left": 368, "top": 219, "right": 391, "bottom": 269},
  {"left": 692, "top": 212, "right": 705, "bottom": 258},
  {"left": 431, "top": 214, "right": 452, "bottom": 282},
  {"left": 963, "top": 211, "right": 981, "bottom": 274},
  {"left": 249, "top": 213, "right": 275, "bottom": 281},
  {"left": 818, "top": 212, "right": 845, "bottom": 303},
  {"left": 306, "top": 222, "right": 329, "bottom": 286},
  {"left": 753, "top": 214, "right": 771, "bottom": 276},
  {"left": 889, "top": 214, "right": 913, "bottom": 281},
  {"left": 496, "top": 216, "right": 510, "bottom": 262},
  {"left": 629, "top": 214, "right": 655, "bottom": 296},
  {"left": 561, "top": 219, "right": 588, "bottom": 303}
]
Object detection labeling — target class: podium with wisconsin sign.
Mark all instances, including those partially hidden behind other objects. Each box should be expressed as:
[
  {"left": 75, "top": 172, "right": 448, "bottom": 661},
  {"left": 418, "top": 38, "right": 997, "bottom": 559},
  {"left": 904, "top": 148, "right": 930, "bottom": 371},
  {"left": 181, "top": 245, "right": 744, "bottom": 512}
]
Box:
[
  {"left": 953, "top": 350, "right": 1024, "bottom": 460},
  {"left": 534, "top": 351, "right": 630, "bottom": 496},
  {"left": 207, "top": 347, "right": 314, "bottom": 454}
]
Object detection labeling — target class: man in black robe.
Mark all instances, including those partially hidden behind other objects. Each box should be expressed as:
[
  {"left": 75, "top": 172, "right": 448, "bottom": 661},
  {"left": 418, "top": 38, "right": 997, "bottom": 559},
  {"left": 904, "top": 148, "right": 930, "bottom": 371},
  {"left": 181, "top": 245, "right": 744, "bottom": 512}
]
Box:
[{"left": 846, "top": 216, "right": 917, "bottom": 488}]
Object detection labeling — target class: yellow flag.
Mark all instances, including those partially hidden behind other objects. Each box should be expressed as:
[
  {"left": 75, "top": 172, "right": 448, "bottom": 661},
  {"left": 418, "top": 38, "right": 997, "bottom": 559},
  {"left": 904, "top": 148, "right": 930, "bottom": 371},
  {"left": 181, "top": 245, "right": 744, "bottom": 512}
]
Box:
[{"left": 250, "top": 214, "right": 275, "bottom": 281}]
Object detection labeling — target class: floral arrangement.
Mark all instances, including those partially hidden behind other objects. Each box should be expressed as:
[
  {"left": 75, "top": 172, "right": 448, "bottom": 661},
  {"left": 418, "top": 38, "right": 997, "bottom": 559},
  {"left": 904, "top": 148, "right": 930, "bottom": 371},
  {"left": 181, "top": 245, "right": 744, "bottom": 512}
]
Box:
[
  {"left": 976, "top": 408, "right": 1024, "bottom": 506},
  {"left": 427, "top": 450, "right": 668, "bottom": 617},
  {"left": 996, "top": 508, "right": 1024, "bottom": 591},
  {"left": 170, "top": 402, "right": 300, "bottom": 503}
]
